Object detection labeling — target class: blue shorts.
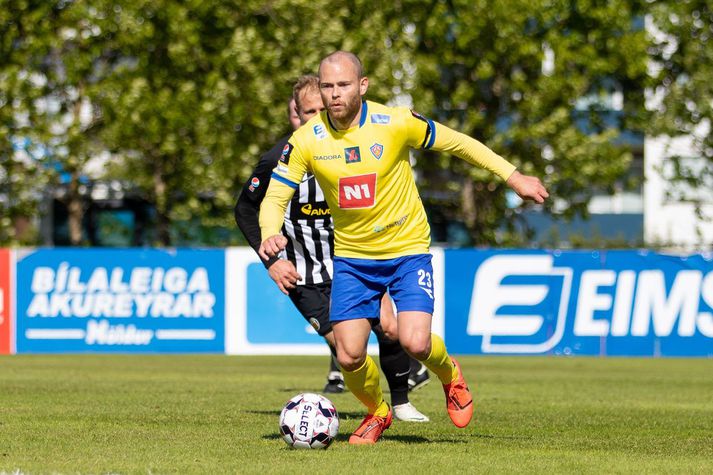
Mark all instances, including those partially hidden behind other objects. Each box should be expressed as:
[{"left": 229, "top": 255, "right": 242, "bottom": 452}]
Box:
[{"left": 330, "top": 254, "right": 435, "bottom": 322}]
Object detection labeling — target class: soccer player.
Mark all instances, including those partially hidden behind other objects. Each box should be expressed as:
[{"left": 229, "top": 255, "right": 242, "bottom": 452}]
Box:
[
  {"left": 259, "top": 51, "right": 549, "bottom": 444},
  {"left": 235, "top": 75, "right": 429, "bottom": 422}
]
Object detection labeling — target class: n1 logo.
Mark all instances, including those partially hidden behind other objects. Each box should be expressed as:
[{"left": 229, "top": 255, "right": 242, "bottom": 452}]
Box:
[{"left": 338, "top": 173, "right": 377, "bottom": 209}]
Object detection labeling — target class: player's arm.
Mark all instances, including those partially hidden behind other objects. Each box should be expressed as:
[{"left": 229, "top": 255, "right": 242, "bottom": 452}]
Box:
[
  {"left": 234, "top": 140, "right": 286, "bottom": 269},
  {"left": 258, "top": 140, "right": 308, "bottom": 260},
  {"left": 405, "top": 110, "right": 548, "bottom": 203}
]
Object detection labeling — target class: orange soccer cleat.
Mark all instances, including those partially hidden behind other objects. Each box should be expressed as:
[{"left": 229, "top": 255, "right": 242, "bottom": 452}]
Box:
[
  {"left": 442, "top": 357, "right": 473, "bottom": 428},
  {"left": 348, "top": 406, "right": 393, "bottom": 445}
]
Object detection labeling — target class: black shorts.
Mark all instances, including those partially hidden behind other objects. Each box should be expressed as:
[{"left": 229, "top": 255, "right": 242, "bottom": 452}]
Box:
[
  {"left": 288, "top": 282, "right": 382, "bottom": 338},
  {"left": 288, "top": 282, "right": 333, "bottom": 336}
]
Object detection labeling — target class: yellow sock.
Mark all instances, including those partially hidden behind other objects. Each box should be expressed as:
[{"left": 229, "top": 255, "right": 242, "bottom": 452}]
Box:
[
  {"left": 341, "top": 355, "right": 389, "bottom": 417},
  {"left": 421, "top": 333, "right": 458, "bottom": 384}
]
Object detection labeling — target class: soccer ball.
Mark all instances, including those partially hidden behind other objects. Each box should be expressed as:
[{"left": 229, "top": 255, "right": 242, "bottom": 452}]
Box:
[{"left": 279, "top": 393, "right": 339, "bottom": 449}]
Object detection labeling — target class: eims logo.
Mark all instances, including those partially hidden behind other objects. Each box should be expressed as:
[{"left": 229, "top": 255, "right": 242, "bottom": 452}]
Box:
[
  {"left": 468, "top": 255, "right": 572, "bottom": 354},
  {"left": 465, "top": 254, "right": 713, "bottom": 355}
]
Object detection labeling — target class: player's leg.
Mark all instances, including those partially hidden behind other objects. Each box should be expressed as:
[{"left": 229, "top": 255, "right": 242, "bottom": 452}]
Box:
[
  {"left": 408, "top": 357, "right": 431, "bottom": 392},
  {"left": 373, "top": 323, "right": 430, "bottom": 422},
  {"left": 373, "top": 293, "right": 429, "bottom": 421},
  {"left": 288, "top": 283, "right": 343, "bottom": 393},
  {"left": 332, "top": 318, "right": 380, "bottom": 402},
  {"left": 378, "top": 292, "right": 431, "bottom": 393},
  {"left": 399, "top": 310, "right": 472, "bottom": 428},
  {"left": 397, "top": 311, "right": 452, "bottom": 380},
  {"left": 331, "top": 257, "right": 392, "bottom": 444},
  {"left": 332, "top": 318, "right": 392, "bottom": 444},
  {"left": 389, "top": 254, "right": 473, "bottom": 428},
  {"left": 324, "top": 347, "right": 344, "bottom": 393}
]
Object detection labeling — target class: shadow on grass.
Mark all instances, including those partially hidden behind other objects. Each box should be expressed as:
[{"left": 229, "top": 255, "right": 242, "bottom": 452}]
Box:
[
  {"left": 263, "top": 433, "right": 432, "bottom": 444},
  {"left": 247, "top": 409, "right": 372, "bottom": 420},
  {"left": 469, "top": 433, "right": 533, "bottom": 440},
  {"left": 277, "top": 387, "right": 358, "bottom": 394}
]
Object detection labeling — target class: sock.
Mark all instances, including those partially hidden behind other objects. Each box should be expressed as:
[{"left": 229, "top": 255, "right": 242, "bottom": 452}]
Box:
[
  {"left": 409, "top": 357, "right": 422, "bottom": 373},
  {"left": 420, "top": 333, "right": 458, "bottom": 384},
  {"left": 341, "top": 356, "right": 389, "bottom": 417},
  {"left": 324, "top": 339, "right": 342, "bottom": 379},
  {"left": 328, "top": 344, "right": 341, "bottom": 375},
  {"left": 375, "top": 331, "right": 409, "bottom": 407}
]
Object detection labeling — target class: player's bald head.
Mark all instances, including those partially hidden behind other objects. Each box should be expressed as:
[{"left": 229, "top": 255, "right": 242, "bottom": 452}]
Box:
[{"left": 319, "top": 51, "right": 364, "bottom": 80}]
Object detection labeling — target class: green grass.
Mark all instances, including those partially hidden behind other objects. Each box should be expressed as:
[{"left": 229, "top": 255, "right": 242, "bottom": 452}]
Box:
[{"left": 1, "top": 355, "right": 712, "bottom": 474}]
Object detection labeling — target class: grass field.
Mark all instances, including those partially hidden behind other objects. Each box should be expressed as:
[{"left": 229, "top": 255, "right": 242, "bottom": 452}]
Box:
[{"left": 1, "top": 355, "right": 712, "bottom": 474}]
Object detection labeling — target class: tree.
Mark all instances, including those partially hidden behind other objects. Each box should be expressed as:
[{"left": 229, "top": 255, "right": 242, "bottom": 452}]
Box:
[
  {"left": 646, "top": 1, "right": 713, "bottom": 224},
  {"left": 91, "top": 0, "right": 411, "bottom": 246},
  {"left": 38, "top": 1, "right": 110, "bottom": 245},
  {"left": 0, "top": 1, "right": 56, "bottom": 244},
  {"left": 402, "top": 0, "right": 650, "bottom": 245}
]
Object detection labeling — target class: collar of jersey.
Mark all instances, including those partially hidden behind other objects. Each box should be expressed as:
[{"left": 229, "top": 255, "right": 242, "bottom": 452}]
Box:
[{"left": 325, "top": 100, "right": 368, "bottom": 133}]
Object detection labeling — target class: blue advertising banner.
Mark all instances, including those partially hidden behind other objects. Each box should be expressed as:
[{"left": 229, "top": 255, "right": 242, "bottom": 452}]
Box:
[
  {"left": 15, "top": 248, "right": 225, "bottom": 353},
  {"left": 245, "top": 261, "right": 326, "bottom": 345},
  {"left": 223, "top": 248, "right": 412, "bottom": 355},
  {"left": 444, "top": 249, "right": 713, "bottom": 356},
  {"left": 224, "top": 248, "right": 333, "bottom": 355}
]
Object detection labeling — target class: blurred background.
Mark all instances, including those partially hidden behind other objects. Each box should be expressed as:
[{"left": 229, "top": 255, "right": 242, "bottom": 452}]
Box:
[{"left": 1, "top": 0, "right": 711, "bottom": 251}]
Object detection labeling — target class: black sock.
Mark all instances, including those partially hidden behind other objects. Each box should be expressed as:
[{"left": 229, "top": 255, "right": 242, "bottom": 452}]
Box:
[
  {"left": 327, "top": 341, "right": 341, "bottom": 377},
  {"left": 374, "top": 327, "right": 409, "bottom": 406},
  {"left": 409, "top": 357, "right": 422, "bottom": 373}
]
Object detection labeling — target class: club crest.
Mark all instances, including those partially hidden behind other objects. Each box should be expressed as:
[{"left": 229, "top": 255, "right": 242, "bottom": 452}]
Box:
[{"left": 370, "top": 143, "right": 384, "bottom": 159}]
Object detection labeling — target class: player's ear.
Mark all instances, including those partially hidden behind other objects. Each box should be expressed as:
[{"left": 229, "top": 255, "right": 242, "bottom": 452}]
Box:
[{"left": 359, "top": 76, "right": 369, "bottom": 96}]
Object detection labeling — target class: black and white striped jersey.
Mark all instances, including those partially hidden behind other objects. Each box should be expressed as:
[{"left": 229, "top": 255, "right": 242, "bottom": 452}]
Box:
[
  {"left": 283, "top": 174, "right": 333, "bottom": 284},
  {"left": 235, "top": 135, "right": 334, "bottom": 285}
]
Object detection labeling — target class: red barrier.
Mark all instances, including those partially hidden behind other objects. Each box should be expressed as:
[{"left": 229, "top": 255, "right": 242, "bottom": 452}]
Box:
[{"left": 0, "top": 248, "right": 11, "bottom": 354}]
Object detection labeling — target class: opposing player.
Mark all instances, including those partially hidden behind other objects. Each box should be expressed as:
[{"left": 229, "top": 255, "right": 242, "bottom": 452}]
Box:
[
  {"left": 259, "top": 51, "right": 548, "bottom": 444},
  {"left": 236, "top": 75, "right": 429, "bottom": 422}
]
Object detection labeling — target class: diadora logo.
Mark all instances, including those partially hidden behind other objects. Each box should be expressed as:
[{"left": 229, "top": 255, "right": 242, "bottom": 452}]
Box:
[
  {"left": 466, "top": 254, "right": 713, "bottom": 354},
  {"left": 338, "top": 173, "right": 376, "bottom": 209},
  {"left": 344, "top": 146, "right": 361, "bottom": 164}
]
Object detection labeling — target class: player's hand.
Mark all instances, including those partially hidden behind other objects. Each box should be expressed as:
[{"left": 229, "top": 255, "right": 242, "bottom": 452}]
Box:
[
  {"left": 259, "top": 234, "right": 288, "bottom": 260},
  {"left": 268, "top": 259, "right": 302, "bottom": 295},
  {"left": 506, "top": 170, "right": 549, "bottom": 204}
]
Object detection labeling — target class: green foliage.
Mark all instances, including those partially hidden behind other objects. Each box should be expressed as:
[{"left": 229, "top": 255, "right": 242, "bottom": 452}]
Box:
[
  {"left": 646, "top": 1, "right": 713, "bottom": 214},
  {"left": 0, "top": 1, "right": 57, "bottom": 244},
  {"left": 88, "top": 0, "right": 413, "bottom": 245},
  {"left": 2, "top": 1, "right": 709, "bottom": 247},
  {"left": 404, "top": 0, "right": 650, "bottom": 244}
]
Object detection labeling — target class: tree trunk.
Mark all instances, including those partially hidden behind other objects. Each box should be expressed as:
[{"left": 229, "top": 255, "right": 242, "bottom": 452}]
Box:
[
  {"left": 67, "top": 94, "right": 85, "bottom": 246},
  {"left": 461, "top": 179, "right": 478, "bottom": 243},
  {"left": 153, "top": 163, "right": 171, "bottom": 246},
  {"left": 67, "top": 170, "right": 83, "bottom": 246}
]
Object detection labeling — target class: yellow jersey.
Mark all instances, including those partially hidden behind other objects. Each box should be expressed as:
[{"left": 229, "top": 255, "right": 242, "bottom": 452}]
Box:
[{"left": 261, "top": 100, "right": 516, "bottom": 259}]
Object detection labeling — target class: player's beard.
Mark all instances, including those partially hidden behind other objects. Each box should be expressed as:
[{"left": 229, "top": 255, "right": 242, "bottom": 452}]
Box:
[{"left": 329, "top": 92, "right": 362, "bottom": 124}]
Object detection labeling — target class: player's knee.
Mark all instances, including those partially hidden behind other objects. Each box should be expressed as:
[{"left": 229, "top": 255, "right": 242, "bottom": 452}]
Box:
[
  {"left": 336, "top": 347, "right": 366, "bottom": 372},
  {"left": 381, "top": 325, "right": 398, "bottom": 341},
  {"left": 400, "top": 335, "right": 431, "bottom": 360}
]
